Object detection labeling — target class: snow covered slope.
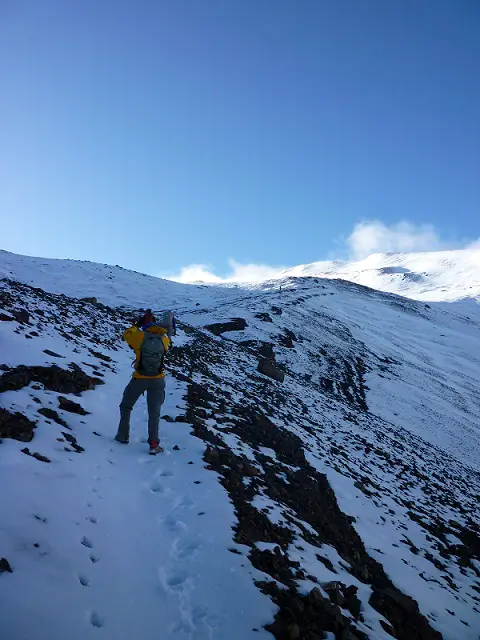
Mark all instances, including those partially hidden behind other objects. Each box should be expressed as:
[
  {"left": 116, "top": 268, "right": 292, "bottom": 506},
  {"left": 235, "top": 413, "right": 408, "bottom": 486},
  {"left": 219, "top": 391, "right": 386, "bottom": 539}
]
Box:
[
  {"left": 1, "top": 251, "right": 479, "bottom": 640},
  {"left": 282, "top": 249, "right": 480, "bottom": 304},
  {"left": 0, "top": 249, "right": 236, "bottom": 311}
]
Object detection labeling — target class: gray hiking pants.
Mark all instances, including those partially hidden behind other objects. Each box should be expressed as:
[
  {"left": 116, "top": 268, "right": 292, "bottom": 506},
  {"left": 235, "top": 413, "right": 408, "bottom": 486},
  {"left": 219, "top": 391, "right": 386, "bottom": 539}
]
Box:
[{"left": 117, "top": 377, "right": 166, "bottom": 444}]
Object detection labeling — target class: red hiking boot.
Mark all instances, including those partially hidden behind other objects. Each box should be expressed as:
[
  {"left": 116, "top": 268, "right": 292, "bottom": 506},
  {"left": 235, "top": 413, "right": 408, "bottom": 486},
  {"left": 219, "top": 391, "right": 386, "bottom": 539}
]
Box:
[{"left": 149, "top": 441, "right": 163, "bottom": 455}]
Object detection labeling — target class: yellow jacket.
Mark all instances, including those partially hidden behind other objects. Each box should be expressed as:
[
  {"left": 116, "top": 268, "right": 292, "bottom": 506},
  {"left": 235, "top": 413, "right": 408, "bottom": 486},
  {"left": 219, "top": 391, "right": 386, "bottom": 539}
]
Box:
[{"left": 123, "top": 325, "right": 170, "bottom": 379}]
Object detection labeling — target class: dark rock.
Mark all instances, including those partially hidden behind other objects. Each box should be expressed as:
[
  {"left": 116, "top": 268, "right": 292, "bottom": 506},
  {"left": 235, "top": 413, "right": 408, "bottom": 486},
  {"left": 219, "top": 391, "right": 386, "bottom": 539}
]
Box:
[
  {"left": 21, "top": 447, "right": 51, "bottom": 463},
  {"left": 0, "top": 313, "right": 14, "bottom": 322},
  {"left": 58, "top": 396, "right": 89, "bottom": 415},
  {"left": 172, "top": 445, "right": 180, "bottom": 451},
  {"left": 345, "top": 594, "right": 362, "bottom": 619},
  {"left": 343, "top": 585, "right": 359, "bottom": 598},
  {"left": 0, "top": 364, "right": 102, "bottom": 394},
  {"left": 279, "top": 329, "right": 297, "bottom": 349},
  {"left": 61, "top": 431, "right": 85, "bottom": 453},
  {"left": 206, "top": 318, "right": 248, "bottom": 336},
  {"left": 250, "top": 546, "right": 293, "bottom": 586},
  {"left": 324, "top": 581, "right": 345, "bottom": 606},
  {"left": 257, "top": 359, "right": 285, "bottom": 383},
  {"left": 0, "top": 558, "right": 13, "bottom": 573},
  {"left": 258, "top": 343, "right": 275, "bottom": 360},
  {"left": 174, "top": 415, "right": 188, "bottom": 423},
  {"left": 271, "top": 306, "right": 282, "bottom": 315},
  {"left": 369, "top": 587, "right": 442, "bottom": 639},
  {"left": 254, "top": 312, "right": 273, "bottom": 323},
  {"left": 80, "top": 297, "right": 98, "bottom": 304},
  {"left": 0, "top": 408, "right": 36, "bottom": 442},
  {"left": 13, "top": 309, "right": 29, "bottom": 324},
  {"left": 38, "top": 407, "right": 70, "bottom": 428},
  {"left": 286, "top": 623, "right": 300, "bottom": 639},
  {"left": 88, "top": 349, "right": 112, "bottom": 362},
  {"left": 43, "top": 349, "right": 64, "bottom": 358}
]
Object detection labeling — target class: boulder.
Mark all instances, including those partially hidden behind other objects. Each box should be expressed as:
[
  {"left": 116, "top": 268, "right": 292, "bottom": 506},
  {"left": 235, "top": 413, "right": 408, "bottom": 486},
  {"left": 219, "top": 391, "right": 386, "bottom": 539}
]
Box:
[
  {"left": 0, "top": 558, "right": 13, "bottom": 573},
  {"left": 38, "top": 407, "right": 70, "bottom": 428},
  {"left": 21, "top": 447, "right": 51, "bottom": 463},
  {"left": 206, "top": 318, "right": 248, "bottom": 336},
  {"left": 13, "top": 309, "right": 29, "bottom": 324},
  {"left": 254, "top": 312, "right": 273, "bottom": 323},
  {"left": 58, "top": 396, "right": 90, "bottom": 415},
  {"left": 0, "top": 408, "right": 36, "bottom": 442},
  {"left": 258, "top": 359, "right": 285, "bottom": 383},
  {"left": 0, "top": 364, "right": 103, "bottom": 394}
]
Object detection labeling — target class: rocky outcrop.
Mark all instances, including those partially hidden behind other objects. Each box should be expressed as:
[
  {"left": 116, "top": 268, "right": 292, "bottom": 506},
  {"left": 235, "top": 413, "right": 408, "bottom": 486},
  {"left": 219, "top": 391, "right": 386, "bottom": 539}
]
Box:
[
  {"left": 21, "top": 447, "right": 51, "bottom": 463},
  {"left": 38, "top": 407, "right": 70, "bottom": 428},
  {"left": 58, "top": 396, "right": 89, "bottom": 415},
  {"left": 12, "top": 309, "right": 30, "bottom": 324},
  {"left": 258, "top": 359, "right": 285, "bottom": 382},
  {"left": 206, "top": 318, "right": 248, "bottom": 335},
  {"left": 175, "top": 325, "right": 446, "bottom": 640},
  {"left": 0, "top": 363, "right": 103, "bottom": 394},
  {"left": 0, "top": 408, "right": 36, "bottom": 442}
]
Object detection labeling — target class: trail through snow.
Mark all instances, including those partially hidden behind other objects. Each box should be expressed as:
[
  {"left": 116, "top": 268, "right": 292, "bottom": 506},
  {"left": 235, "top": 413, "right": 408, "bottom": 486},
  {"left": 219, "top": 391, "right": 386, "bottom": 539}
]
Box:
[{"left": 0, "top": 333, "right": 275, "bottom": 639}]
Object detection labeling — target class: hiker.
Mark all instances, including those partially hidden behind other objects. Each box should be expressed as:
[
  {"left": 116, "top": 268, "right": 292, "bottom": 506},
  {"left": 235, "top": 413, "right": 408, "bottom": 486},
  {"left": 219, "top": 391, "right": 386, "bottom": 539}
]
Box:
[
  {"left": 135, "top": 308, "right": 155, "bottom": 328},
  {"left": 115, "top": 319, "right": 170, "bottom": 454}
]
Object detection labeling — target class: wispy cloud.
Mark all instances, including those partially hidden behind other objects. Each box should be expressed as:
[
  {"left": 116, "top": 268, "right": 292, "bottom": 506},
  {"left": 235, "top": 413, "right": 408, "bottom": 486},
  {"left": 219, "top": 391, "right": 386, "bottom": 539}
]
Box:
[
  {"left": 165, "top": 259, "right": 285, "bottom": 284},
  {"left": 345, "top": 220, "right": 448, "bottom": 260},
  {"left": 163, "top": 221, "right": 479, "bottom": 283}
]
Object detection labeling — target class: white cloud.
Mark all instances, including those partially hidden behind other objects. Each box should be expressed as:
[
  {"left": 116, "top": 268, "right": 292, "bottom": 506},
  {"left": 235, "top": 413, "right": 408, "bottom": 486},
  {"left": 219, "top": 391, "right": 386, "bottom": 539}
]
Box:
[
  {"left": 165, "top": 264, "right": 223, "bottom": 284},
  {"left": 346, "top": 221, "right": 448, "bottom": 260},
  {"left": 165, "top": 259, "right": 285, "bottom": 284},
  {"left": 163, "top": 221, "right": 479, "bottom": 284}
]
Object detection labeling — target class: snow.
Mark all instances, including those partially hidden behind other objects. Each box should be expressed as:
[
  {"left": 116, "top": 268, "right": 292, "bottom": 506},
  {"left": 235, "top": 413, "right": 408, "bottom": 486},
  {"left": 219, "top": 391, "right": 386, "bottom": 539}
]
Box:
[
  {"left": 0, "top": 283, "right": 276, "bottom": 639},
  {"left": 1, "top": 248, "right": 480, "bottom": 639},
  {"left": 282, "top": 248, "right": 480, "bottom": 303}
]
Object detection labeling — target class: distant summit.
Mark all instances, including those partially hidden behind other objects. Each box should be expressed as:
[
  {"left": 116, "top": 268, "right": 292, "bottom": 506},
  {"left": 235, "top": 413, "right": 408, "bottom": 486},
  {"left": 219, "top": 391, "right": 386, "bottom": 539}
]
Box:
[{"left": 282, "top": 249, "right": 480, "bottom": 303}]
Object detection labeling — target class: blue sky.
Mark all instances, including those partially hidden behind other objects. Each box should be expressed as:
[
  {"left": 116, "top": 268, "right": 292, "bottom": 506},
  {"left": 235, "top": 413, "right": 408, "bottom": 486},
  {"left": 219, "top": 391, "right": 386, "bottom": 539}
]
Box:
[{"left": 1, "top": 0, "right": 479, "bottom": 281}]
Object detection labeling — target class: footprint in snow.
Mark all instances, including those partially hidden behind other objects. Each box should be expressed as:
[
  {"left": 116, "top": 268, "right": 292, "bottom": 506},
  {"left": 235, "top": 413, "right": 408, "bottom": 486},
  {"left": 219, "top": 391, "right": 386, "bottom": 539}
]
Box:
[
  {"left": 166, "top": 569, "right": 189, "bottom": 589},
  {"left": 160, "top": 516, "right": 186, "bottom": 533},
  {"left": 81, "top": 536, "right": 94, "bottom": 549},
  {"left": 89, "top": 554, "right": 100, "bottom": 563},
  {"left": 89, "top": 611, "right": 104, "bottom": 628},
  {"left": 173, "top": 495, "right": 194, "bottom": 509},
  {"left": 87, "top": 515, "right": 98, "bottom": 524},
  {"left": 150, "top": 481, "right": 164, "bottom": 494},
  {"left": 159, "top": 469, "right": 173, "bottom": 478},
  {"left": 173, "top": 538, "right": 200, "bottom": 560},
  {"left": 78, "top": 574, "right": 90, "bottom": 587}
]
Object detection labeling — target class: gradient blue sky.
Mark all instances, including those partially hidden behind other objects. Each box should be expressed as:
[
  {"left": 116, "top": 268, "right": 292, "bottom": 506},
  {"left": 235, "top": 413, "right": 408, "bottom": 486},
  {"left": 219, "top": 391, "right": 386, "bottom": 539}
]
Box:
[{"left": 1, "top": 0, "right": 479, "bottom": 279}]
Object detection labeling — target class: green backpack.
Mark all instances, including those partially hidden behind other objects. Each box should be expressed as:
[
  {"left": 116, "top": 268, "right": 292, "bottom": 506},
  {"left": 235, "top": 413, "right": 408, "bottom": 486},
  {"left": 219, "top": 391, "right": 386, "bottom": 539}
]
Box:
[{"left": 137, "top": 332, "right": 166, "bottom": 376}]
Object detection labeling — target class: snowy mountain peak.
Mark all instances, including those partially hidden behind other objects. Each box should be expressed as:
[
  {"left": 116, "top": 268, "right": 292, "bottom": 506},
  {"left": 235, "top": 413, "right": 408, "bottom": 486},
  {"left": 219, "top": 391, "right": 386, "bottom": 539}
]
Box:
[{"left": 282, "top": 248, "right": 480, "bottom": 304}]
